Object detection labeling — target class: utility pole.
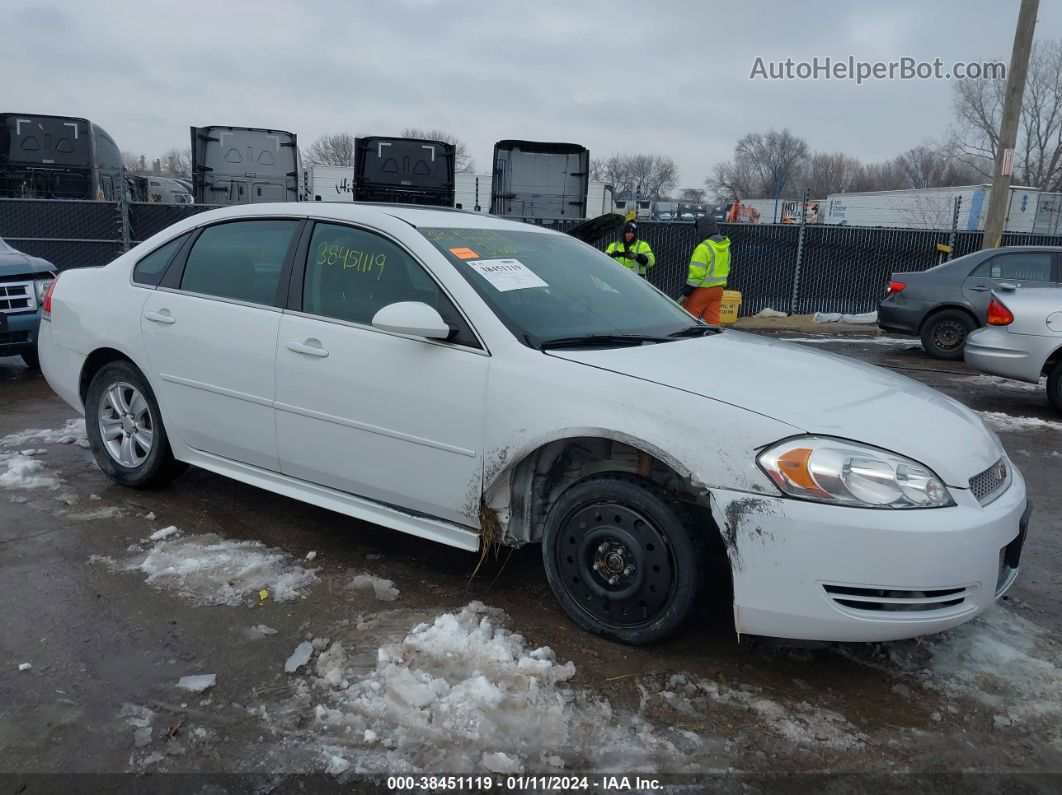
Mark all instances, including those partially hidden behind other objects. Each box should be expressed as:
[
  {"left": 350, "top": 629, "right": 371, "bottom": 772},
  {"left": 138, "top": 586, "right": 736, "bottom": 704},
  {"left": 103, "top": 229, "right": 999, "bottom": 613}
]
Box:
[{"left": 982, "top": 0, "right": 1039, "bottom": 249}]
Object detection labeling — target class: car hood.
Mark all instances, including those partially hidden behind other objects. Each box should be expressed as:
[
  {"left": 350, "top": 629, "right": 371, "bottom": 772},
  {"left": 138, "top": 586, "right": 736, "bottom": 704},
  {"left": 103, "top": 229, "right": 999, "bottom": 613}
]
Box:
[
  {"left": 0, "top": 250, "right": 53, "bottom": 275},
  {"left": 548, "top": 330, "right": 1002, "bottom": 486}
]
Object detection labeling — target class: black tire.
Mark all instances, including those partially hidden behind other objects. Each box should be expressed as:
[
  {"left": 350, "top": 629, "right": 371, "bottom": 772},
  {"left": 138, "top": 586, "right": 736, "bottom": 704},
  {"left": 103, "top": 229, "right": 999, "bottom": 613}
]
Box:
[
  {"left": 21, "top": 350, "right": 40, "bottom": 370},
  {"left": 1048, "top": 360, "right": 1062, "bottom": 415},
  {"left": 541, "top": 473, "right": 706, "bottom": 645},
  {"left": 84, "top": 360, "right": 187, "bottom": 488},
  {"left": 920, "top": 309, "right": 976, "bottom": 360}
]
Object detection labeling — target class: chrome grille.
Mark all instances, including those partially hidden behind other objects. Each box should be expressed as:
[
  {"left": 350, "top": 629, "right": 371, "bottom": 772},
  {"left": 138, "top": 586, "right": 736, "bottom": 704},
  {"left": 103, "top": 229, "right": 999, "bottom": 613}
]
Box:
[
  {"left": 823, "top": 584, "right": 968, "bottom": 613},
  {"left": 969, "top": 457, "right": 1009, "bottom": 505},
  {"left": 0, "top": 281, "right": 35, "bottom": 313}
]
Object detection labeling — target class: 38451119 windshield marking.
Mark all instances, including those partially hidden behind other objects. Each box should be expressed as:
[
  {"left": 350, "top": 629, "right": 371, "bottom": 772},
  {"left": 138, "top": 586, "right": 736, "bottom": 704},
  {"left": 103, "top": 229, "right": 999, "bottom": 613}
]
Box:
[{"left": 316, "top": 241, "right": 386, "bottom": 280}]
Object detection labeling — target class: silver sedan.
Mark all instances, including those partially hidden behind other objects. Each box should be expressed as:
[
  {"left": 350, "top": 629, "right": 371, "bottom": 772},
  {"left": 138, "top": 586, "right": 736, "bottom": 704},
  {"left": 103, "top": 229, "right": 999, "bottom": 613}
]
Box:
[{"left": 965, "top": 283, "right": 1062, "bottom": 413}]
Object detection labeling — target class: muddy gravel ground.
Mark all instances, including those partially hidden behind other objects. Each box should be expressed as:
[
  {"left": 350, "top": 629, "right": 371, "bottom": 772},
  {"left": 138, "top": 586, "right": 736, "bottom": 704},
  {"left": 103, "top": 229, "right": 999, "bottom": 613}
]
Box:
[{"left": 1, "top": 332, "right": 1060, "bottom": 792}]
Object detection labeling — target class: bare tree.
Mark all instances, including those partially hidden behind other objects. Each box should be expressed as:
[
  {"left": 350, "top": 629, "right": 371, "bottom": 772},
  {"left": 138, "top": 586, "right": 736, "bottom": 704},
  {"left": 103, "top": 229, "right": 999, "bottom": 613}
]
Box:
[
  {"left": 950, "top": 39, "right": 1062, "bottom": 190},
  {"left": 595, "top": 153, "right": 677, "bottom": 197},
  {"left": 304, "top": 133, "right": 356, "bottom": 167},
  {"left": 805, "top": 152, "right": 864, "bottom": 198},
  {"left": 159, "top": 148, "right": 192, "bottom": 179},
  {"left": 892, "top": 145, "right": 976, "bottom": 189},
  {"left": 706, "top": 128, "right": 809, "bottom": 198},
  {"left": 121, "top": 151, "right": 146, "bottom": 173},
  {"left": 679, "top": 187, "right": 705, "bottom": 202},
  {"left": 400, "top": 128, "right": 475, "bottom": 172},
  {"left": 849, "top": 160, "right": 907, "bottom": 192}
]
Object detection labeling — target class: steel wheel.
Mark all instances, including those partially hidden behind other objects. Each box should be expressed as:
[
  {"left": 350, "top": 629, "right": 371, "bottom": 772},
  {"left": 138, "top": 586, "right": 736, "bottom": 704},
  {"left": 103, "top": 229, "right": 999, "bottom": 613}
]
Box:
[
  {"left": 932, "top": 318, "right": 966, "bottom": 352},
  {"left": 97, "top": 381, "right": 154, "bottom": 468},
  {"left": 555, "top": 502, "right": 676, "bottom": 629}
]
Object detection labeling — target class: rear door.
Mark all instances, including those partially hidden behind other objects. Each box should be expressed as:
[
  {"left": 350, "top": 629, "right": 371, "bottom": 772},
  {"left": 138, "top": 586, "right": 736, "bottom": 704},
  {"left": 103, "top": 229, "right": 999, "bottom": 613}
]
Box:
[
  {"left": 140, "top": 218, "right": 302, "bottom": 470},
  {"left": 962, "top": 251, "right": 1056, "bottom": 319}
]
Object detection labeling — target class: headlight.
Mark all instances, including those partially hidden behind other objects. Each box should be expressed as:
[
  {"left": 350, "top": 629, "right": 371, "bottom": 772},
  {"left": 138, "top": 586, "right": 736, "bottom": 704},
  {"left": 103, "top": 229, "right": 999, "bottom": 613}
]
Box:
[
  {"left": 33, "top": 277, "right": 54, "bottom": 303},
  {"left": 758, "top": 436, "right": 953, "bottom": 509}
]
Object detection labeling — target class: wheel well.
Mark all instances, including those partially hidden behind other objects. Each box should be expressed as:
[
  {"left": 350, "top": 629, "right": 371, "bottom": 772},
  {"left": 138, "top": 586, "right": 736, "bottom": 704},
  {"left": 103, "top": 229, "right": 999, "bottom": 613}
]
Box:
[
  {"left": 79, "top": 348, "right": 135, "bottom": 405},
  {"left": 918, "top": 304, "right": 980, "bottom": 333},
  {"left": 488, "top": 435, "right": 723, "bottom": 554},
  {"left": 1043, "top": 345, "right": 1062, "bottom": 378}
]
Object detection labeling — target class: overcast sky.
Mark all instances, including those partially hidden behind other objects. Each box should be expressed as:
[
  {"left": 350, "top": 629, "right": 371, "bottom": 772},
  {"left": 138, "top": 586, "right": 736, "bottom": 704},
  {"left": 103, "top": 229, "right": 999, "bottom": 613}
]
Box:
[{"left": 7, "top": 0, "right": 1061, "bottom": 188}]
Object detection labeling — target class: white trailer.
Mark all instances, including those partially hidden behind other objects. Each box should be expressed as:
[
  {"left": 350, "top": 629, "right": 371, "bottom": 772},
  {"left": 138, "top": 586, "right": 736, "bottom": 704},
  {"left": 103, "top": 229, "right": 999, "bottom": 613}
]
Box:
[
  {"left": 453, "top": 172, "right": 492, "bottom": 212},
  {"left": 822, "top": 185, "right": 1043, "bottom": 232},
  {"left": 308, "top": 165, "right": 356, "bottom": 202},
  {"left": 585, "top": 182, "right": 613, "bottom": 217}
]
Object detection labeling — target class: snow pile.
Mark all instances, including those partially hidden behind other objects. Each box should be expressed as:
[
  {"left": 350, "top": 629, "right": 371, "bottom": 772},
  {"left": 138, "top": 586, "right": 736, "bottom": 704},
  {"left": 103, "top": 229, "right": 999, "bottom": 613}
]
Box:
[
  {"left": 753, "top": 307, "right": 787, "bottom": 318},
  {"left": 349, "top": 574, "right": 400, "bottom": 602},
  {"left": 148, "top": 526, "right": 180, "bottom": 541},
  {"left": 177, "top": 674, "right": 217, "bottom": 693},
  {"left": 812, "top": 311, "right": 877, "bottom": 324},
  {"left": 651, "top": 674, "right": 864, "bottom": 750},
  {"left": 96, "top": 532, "right": 318, "bottom": 606},
  {"left": 1, "top": 419, "right": 88, "bottom": 447},
  {"left": 286, "top": 641, "right": 315, "bottom": 673},
  {"left": 959, "top": 374, "right": 1045, "bottom": 394},
  {"left": 979, "top": 411, "right": 1062, "bottom": 433},
  {"left": 884, "top": 609, "right": 1062, "bottom": 730},
  {"left": 0, "top": 451, "right": 61, "bottom": 490},
  {"left": 274, "top": 602, "right": 696, "bottom": 775}
]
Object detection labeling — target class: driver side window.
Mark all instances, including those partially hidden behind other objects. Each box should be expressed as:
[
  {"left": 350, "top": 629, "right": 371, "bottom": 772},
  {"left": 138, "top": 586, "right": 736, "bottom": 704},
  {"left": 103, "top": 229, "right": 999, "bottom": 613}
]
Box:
[{"left": 302, "top": 223, "right": 478, "bottom": 347}]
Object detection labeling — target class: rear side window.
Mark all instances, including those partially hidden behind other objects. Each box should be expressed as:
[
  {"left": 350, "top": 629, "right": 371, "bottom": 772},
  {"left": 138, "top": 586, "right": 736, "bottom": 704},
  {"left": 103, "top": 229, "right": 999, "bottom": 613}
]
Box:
[
  {"left": 133, "top": 234, "right": 188, "bottom": 287},
  {"left": 973, "top": 252, "right": 1054, "bottom": 281},
  {"left": 180, "top": 220, "right": 299, "bottom": 305}
]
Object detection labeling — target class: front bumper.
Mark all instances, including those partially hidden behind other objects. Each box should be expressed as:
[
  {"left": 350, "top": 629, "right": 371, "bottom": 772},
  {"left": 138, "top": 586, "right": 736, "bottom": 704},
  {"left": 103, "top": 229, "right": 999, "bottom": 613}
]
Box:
[
  {"left": 0, "top": 310, "right": 41, "bottom": 356},
  {"left": 965, "top": 326, "right": 1053, "bottom": 383},
  {"left": 711, "top": 468, "right": 1030, "bottom": 642}
]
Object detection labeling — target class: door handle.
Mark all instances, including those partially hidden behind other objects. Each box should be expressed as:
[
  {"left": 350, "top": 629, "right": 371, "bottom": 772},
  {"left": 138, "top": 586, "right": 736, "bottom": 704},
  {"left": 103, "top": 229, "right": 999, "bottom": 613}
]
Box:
[
  {"left": 144, "top": 310, "right": 176, "bottom": 324},
  {"left": 969, "top": 286, "right": 989, "bottom": 292},
  {"left": 286, "top": 340, "right": 329, "bottom": 358}
]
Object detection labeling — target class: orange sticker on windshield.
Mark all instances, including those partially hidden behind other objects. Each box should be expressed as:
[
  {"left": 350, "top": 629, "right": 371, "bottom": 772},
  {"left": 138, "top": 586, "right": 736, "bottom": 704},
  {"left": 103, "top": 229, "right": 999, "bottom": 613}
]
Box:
[{"left": 449, "top": 247, "right": 479, "bottom": 260}]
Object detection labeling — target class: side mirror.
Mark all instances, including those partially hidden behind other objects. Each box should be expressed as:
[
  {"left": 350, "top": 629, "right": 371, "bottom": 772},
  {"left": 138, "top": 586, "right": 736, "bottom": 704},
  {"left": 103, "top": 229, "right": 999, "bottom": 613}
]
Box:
[
  {"left": 996, "top": 281, "right": 1019, "bottom": 292},
  {"left": 371, "top": 302, "right": 451, "bottom": 340}
]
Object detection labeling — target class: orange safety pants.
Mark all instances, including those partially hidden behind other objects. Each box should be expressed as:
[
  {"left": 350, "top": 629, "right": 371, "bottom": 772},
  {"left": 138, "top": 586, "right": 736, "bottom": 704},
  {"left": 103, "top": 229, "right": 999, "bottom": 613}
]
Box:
[{"left": 684, "top": 286, "right": 725, "bottom": 324}]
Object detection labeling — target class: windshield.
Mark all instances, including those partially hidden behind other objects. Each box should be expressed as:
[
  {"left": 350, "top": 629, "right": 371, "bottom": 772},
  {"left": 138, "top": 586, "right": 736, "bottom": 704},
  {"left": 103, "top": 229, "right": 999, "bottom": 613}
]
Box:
[{"left": 420, "top": 227, "right": 698, "bottom": 346}]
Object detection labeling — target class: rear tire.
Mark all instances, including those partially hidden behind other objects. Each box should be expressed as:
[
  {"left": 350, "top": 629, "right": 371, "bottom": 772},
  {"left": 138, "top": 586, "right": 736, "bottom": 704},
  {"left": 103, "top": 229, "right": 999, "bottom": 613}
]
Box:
[
  {"left": 920, "top": 309, "right": 975, "bottom": 360},
  {"left": 541, "top": 473, "right": 706, "bottom": 645},
  {"left": 21, "top": 350, "right": 40, "bottom": 370},
  {"left": 1048, "top": 360, "right": 1062, "bottom": 415},
  {"left": 85, "top": 360, "right": 186, "bottom": 488}
]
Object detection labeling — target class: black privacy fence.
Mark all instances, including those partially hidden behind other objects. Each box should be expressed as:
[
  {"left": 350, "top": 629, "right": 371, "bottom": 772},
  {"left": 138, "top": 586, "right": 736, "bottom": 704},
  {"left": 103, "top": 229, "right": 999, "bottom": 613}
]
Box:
[{"left": 4, "top": 199, "right": 1062, "bottom": 316}]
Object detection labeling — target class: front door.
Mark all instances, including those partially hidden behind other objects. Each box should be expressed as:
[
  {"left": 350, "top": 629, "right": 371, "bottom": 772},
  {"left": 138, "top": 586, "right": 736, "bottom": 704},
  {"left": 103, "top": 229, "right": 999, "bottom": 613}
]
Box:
[
  {"left": 274, "top": 221, "right": 488, "bottom": 526},
  {"left": 140, "top": 218, "right": 301, "bottom": 470}
]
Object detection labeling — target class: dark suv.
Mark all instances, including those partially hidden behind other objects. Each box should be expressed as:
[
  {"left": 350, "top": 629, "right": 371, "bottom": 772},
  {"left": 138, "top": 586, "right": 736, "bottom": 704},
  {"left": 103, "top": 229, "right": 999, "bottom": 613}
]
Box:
[
  {"left": 878, "top": 246, "right": 1062, "bottom": 359},
  {"left": 1, "top": 237, "right": 56, "bottom": 368}
]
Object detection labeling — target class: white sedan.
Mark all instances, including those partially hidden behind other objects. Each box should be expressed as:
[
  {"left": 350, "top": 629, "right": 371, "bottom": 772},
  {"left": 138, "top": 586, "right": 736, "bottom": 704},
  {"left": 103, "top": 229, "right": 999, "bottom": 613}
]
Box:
[{"left": 38, "top": 203, "right": 1031, "bottom": 645}]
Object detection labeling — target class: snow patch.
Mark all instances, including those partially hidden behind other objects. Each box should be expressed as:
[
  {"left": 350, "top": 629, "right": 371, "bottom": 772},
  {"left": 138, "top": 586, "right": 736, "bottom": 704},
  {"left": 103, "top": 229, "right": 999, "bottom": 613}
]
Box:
[
  {"left": 96, "top": 533, "right": 318, "bottom": 606},
  {"left": 783, "top": 335, "right": 911, "bottom": 346},
  {"left": 148, "top": 525, "right": 180, "bottom": 541},
  {"left": 0, "top": 451, "right": 61, "bottom": 490},
  {"left": 753, "top": 307, "right": 787, "bottom": 318},
  {"left": 979, "top": 411, "right": 1062, "bottom": 433},
  {"left": 959, "top": 374, "right": 1045, "bottom": 394},
  {"left": 1, "top": 419, "right": 87, "bottom": 448},
  {"left": 64, "top": 506, "right": 124, "bottom": 521},
  {"left": 177, "top": 674, "right": 217, "bottom": 693},
  {"left": 349, "top": 574, "right": 400, "bottom": 601},
  {"left": 274, "top": 602, "right": 701, "bottom": 775},
  {"left": 812, "top": 311, "right": 877, "bottom": 324},
  {"left": 286, "top": 641, "right": 315, "bottom": 673},
  {"left": 18, "top": 662, "right": 32, "bottom": 672}
]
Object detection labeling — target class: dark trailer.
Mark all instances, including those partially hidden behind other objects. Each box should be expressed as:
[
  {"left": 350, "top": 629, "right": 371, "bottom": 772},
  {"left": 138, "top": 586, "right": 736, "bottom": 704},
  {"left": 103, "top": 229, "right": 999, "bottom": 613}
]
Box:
[
  {"left": 190, "top": 125, "right": 301, "bottom": 205},
  {"left": 490, "top": 140, "right": 589, "bottom": 220},
  {"left": 0, "top": 113, "right": 123, "bottom": 200},
  {"left": 354, "top": 137, "right": 455, "bottom": 206}
]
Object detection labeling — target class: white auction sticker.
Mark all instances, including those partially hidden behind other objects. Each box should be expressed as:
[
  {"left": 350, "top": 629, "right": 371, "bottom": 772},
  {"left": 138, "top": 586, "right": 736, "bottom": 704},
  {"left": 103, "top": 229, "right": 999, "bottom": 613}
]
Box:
[{"left": 466, "top": 259, "right": 548, "bottom": 292}]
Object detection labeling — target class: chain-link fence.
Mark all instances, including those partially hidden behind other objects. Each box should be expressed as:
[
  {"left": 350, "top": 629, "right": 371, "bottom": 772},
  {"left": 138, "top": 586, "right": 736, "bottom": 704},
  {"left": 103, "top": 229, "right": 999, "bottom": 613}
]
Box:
[{"left": 4, "top": 198, "right": 1062, "bottom": 315}]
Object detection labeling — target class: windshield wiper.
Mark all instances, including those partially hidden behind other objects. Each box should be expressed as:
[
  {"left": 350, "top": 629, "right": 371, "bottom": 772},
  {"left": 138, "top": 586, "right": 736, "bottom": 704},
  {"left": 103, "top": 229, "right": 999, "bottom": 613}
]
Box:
[
  {"left": 540, "top": 334, "right": 674, "bottom": 350},
  {"left": 668, "top": 324, "right": 723, "bottom": 337}
]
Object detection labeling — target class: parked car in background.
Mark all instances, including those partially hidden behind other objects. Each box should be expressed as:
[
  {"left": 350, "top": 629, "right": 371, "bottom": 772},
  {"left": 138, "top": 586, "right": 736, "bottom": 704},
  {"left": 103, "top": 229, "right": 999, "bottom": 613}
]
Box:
[
  {"left": 38, "top": 203, "right": 1029, "bottom": 646},
  {"left": 0, "top": 237, "right": 56, "bottom": 368},
  {"left": 878, "top": 246, "right": 1061, "bottom": 359},
  {"left": 965, "top": 285, "right": 1062, "bottom": 413}
]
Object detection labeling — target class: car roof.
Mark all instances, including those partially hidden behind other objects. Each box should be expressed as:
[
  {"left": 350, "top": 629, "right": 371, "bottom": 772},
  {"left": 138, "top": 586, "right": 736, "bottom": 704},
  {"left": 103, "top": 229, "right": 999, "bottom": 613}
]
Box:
[{"left": 187, "top": 202, "right": 553, "bottom": 233}]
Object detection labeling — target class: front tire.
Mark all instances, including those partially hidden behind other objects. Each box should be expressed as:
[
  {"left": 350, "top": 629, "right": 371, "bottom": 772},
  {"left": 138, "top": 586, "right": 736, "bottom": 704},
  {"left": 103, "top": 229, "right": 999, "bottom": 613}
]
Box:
[
  {"left": 541, "top": 473, "right": 705, "bottom": 645},
  {"left": 920, "top": 309, "right": 975, "bottom": 360},
  {"left": 1048, "top": 360, "right": 1062, "bottom": 415},
  {"left": 85, "top": 360, "right": 186, "bottom": 488}
]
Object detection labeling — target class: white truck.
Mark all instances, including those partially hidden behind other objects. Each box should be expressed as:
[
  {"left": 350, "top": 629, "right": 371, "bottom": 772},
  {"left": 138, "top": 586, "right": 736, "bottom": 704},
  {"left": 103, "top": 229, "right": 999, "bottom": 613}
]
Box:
[
  {"left": 307, "top": 165, "right": 356, "bottom": 202},
  {"left": 822, "top": 185, "right": 1045, "bottom": 232}
]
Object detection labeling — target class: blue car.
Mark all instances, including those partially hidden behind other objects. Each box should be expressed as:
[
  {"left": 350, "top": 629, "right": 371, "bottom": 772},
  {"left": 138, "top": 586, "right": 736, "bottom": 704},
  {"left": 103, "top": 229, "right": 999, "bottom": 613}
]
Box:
[{"left": 0, "top": 237, "right": 57, "bottom": 369}]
